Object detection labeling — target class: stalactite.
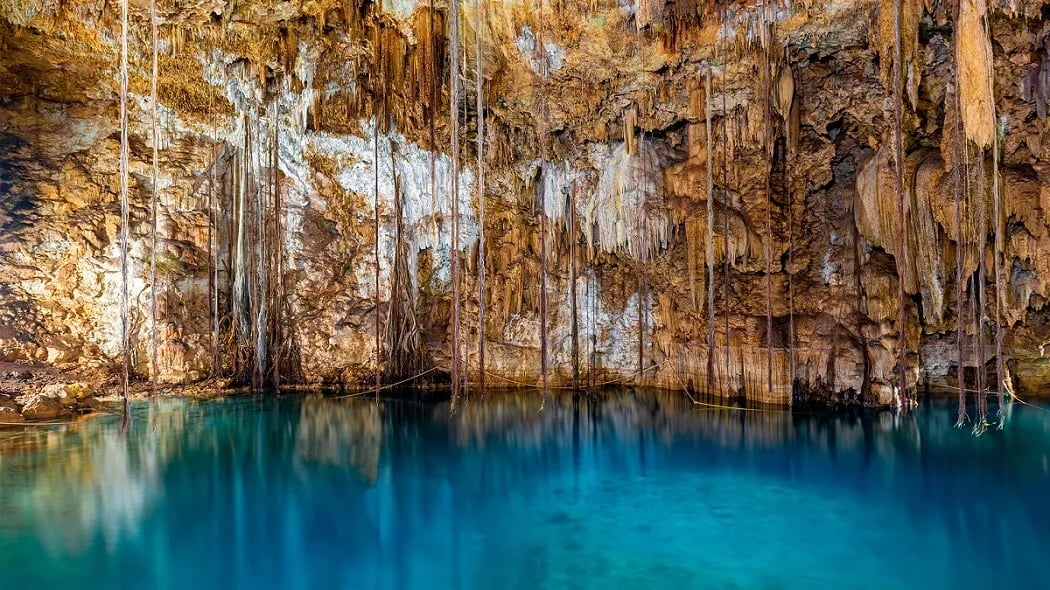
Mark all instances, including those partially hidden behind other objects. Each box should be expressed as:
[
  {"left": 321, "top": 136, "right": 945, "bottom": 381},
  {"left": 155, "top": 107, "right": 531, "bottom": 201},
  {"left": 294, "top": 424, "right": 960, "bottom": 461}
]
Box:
[
  {"left": 704, "top": 68, "right": 716, "bottom": 395},
  {"left": 624, "top": 105, "right": 639, "bottom": 155},
  {"left": 877, "top": 0, "right": 921, "bottom": 109},
  {"left": 891, "top": 0, "right": 910, "bottom": 409},
  {"left": 635, "top": 0, "right": 665, "bottom": 31},
  {"left": 118, "top": 0, "right": 130, "bottom": 424},
  {"left": 476, "top": 0, "right": 487, "bottom": 392},
  {"left": 583, "top": 140, "right": 670, "bottom": 259},
  {"left": 957, "top": 0, "right": 995, "bottom": 148},
  {"left": 12, "top": 0, "right": 1035, "bottom": 408},
  {"left": 149, "top": 0, "right": 159, "bottom": 395},
  {"left": 450, "top": 0, "right": 463, "bottom": 404}
]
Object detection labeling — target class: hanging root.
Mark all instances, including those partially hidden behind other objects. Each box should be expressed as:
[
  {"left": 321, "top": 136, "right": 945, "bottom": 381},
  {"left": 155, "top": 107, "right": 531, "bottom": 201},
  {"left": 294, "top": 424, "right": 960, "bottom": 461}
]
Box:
[
  {"left": 385, "top": 148, "right": 426, "bottom": 382},
  {"left": 118, "top": 0, "right": 131, "bottom": 420}
]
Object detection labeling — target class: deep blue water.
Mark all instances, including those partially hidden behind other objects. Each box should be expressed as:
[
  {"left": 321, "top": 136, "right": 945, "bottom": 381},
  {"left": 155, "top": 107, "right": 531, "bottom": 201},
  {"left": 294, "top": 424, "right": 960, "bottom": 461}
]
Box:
[{"left": 2, "top": 391, "right": 1049, "bottom": 589}]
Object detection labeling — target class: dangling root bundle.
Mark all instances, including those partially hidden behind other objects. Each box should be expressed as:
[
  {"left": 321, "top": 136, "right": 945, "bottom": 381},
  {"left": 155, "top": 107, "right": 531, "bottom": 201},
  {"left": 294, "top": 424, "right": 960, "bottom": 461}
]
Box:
[{"left": 386, "top": 147, "right": 426, "bottom": 380}]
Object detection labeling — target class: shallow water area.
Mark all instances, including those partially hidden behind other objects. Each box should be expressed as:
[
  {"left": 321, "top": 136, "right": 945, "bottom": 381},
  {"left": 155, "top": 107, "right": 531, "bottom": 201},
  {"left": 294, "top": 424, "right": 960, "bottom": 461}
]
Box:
[{"left": 1, "top": 390, "right": 1049, "bottom": 589}]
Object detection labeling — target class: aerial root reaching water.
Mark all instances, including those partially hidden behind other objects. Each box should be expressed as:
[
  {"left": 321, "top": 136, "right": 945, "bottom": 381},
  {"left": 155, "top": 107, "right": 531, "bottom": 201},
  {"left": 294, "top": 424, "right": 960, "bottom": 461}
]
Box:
[
  {"left": 984, "top": 0, "right": 1006, "bottom": 426},
  {"left": 537, "top": 0, "right": 550, "bottom": 410},
  {"left": 149, "top": 0, "right": 159, "bottom": 397},
  {"left": 891, "top": 0, "right": 911, "bottom": 409},
  {"left": 704, "top": 67, "right": 716, "bottom": 396},
  {"left": 450, "top": 0, "right": 464, "bottom": 409},
  {"left": 761, "top": 27, "right": 775, "bottom": 402},
  {"left": 721, "top": 64, "right": 732, "bottom": 398},
  {"left": 950, "top": 0, "right": 968, "bottom": 428},
  {"left": 476, "top": 0, "right": 487, "bottom": 392},
  {"left": 118, "top": 0, "right": 130, "bottom": 426}
]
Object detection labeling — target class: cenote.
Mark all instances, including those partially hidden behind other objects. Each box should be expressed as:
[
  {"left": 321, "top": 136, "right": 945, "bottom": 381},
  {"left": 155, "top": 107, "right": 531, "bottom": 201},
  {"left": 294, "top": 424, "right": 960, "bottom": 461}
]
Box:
[{"left": 2, "top": 391, "right": 1049, "bottom": 589}]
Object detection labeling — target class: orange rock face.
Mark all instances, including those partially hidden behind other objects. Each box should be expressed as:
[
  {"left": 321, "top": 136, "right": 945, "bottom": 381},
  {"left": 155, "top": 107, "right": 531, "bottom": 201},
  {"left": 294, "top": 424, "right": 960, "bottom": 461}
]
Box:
[{"left": 2, "top": 1, "right": 1050, "bottom": 404}]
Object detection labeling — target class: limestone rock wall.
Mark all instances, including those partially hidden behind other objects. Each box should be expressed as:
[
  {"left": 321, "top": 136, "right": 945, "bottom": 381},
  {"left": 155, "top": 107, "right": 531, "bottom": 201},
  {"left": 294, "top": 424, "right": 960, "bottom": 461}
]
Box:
[{"left": 2, "top": 0, "right": 1050, "bottom": 404}]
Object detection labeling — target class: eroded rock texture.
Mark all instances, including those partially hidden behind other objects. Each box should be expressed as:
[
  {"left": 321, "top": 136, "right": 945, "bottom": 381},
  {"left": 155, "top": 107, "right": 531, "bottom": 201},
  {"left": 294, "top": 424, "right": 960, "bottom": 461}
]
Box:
[{"left": 2, "top": 0, "right": 1050, "bottom": 404}]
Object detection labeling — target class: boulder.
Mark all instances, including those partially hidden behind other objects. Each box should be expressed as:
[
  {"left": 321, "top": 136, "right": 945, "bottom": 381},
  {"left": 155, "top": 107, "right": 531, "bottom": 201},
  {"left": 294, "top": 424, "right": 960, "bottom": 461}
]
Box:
[
  {"left": 40, "top": 381, "right": 92, "bottom": 407},
  {"left": 0, "top": 397, "right": 24, "bottom": 424},
  {"left": 21, "top": 397, "right": 70, "bottom": 420}
]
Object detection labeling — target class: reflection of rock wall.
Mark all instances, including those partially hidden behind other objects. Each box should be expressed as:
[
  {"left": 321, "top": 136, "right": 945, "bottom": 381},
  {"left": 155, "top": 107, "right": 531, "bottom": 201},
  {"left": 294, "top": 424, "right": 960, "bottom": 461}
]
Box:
[
  {"left": 0, "top": 399, "right": 194, "bottom": 554},
  {"left": 296, "top": 395, "right": 381, "bottom": 483},
  {"left": 5, "top": 391, "right": 1050, "bottom": 587},
  {"left": 2, "top": 2, "right": 1050, "bottom": 403}
]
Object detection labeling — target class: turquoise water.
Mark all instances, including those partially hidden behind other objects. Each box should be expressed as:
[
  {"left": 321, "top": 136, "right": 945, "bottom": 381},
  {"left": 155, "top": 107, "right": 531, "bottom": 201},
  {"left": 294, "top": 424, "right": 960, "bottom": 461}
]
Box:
[{"left": 1, "top": 391, "right": 1049, "bottom": 589}]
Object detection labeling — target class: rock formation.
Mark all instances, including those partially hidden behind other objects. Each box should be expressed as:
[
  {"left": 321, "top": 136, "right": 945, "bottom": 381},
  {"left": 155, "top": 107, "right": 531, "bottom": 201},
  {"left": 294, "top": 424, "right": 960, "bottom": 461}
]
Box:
[{"left": 2, "top": 0, "right": 1050, "bottom": 407}]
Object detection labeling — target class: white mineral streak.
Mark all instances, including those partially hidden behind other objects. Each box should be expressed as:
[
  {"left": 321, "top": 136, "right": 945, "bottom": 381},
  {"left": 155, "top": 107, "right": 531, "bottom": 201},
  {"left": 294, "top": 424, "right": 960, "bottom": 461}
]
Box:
[
  {"left": 533, "top": 140, "right": 670, "bottom": 260},
  {"left": 716, "top": 1, "right": 792, "bottom": 46},
  {"left": 203, "top": 48, "right": 475, "bottom": 300},
  {"left": 97, "top": 240, "right": 148, "bottom": 358},
  {"left": 540, "top": 160, "right": 585, "bottom": 222},
  {"left": 516, "top": 26, "right": 565, "bottom": 75},
  {"left": 570, "top": 278, "right": 642, "bottom": 377},
  {"left": 319, "top": 121, "right": 476, "bottom": 293},
  {"left": 633, "top": 0, "right": 664, "bottom": 31},
  {"left": 497, "top": 271, "right": 642, "bottom": 382}
]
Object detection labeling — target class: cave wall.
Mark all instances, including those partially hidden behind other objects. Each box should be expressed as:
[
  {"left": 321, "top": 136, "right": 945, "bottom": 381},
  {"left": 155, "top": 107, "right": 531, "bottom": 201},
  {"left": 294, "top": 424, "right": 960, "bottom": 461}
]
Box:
[{"left": 2, "top": 0, "right": 1050, "bottom": 404}]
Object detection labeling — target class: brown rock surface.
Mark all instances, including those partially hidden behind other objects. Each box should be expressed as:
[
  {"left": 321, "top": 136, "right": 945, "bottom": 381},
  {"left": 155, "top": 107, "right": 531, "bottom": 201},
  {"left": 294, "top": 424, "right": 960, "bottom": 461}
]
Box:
[
  {"left": 20, "top": 397, "right": 70, "bottom": 421},
  {"left": 0, "top": 396, "right": 24, "bottom": 423},
  {"left": 2, "top": 1, "right": 1050, "bottom": 404}
]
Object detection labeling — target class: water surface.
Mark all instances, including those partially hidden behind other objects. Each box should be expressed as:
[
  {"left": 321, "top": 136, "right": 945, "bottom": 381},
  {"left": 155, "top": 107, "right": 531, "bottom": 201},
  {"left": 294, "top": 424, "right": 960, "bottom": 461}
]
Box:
[{"left": 2, "top": 391, "right": 1049, "bottom": 589}]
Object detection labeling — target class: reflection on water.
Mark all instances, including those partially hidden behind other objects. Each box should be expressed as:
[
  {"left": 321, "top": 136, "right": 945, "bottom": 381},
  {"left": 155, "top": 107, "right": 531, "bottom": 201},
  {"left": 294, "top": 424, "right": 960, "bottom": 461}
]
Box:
[
  {"left": 295, "top": 396, "right": 381, "bottom": 483},
  {"left": 2, "top": 391, "right": 1050, "bottom": 589}
]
